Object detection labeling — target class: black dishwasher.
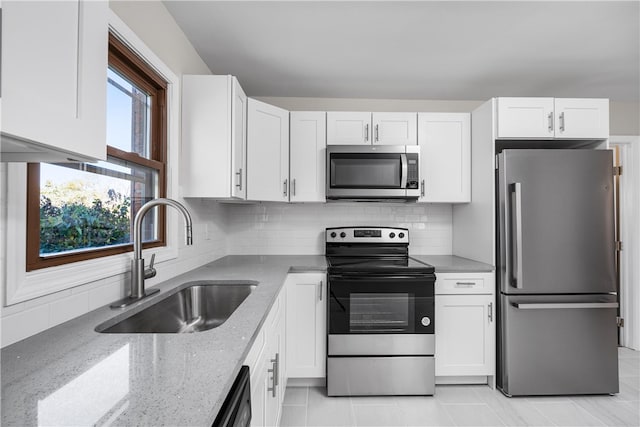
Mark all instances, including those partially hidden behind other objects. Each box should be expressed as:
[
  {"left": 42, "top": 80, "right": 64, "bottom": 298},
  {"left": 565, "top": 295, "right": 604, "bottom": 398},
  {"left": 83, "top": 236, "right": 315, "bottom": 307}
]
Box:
[{"left": 213, "top": 366, "right": 251, "bottom": 427}]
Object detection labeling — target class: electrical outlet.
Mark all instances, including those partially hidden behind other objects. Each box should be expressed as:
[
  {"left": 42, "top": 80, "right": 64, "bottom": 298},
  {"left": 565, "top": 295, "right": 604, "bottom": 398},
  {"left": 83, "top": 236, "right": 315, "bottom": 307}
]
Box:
[{"left": 204, "top": 223, "right": 211, "bottom": 240}]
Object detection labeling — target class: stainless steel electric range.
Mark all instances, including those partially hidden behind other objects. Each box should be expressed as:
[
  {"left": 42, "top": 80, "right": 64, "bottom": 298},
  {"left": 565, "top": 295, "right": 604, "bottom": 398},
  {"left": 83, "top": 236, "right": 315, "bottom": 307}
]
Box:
[{"left": 325, "top": 226, "right": 436, "bottom": 396}]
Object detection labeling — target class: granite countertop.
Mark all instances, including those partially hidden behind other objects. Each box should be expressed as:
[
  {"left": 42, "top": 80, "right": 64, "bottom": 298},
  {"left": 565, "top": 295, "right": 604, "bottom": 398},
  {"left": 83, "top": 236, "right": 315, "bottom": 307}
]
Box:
[
  {"left": 411, "top": 255, "right": 494, "bottom": 272},
  {"left": 1, "top": 255, "right": 326, "bottom": 427}
]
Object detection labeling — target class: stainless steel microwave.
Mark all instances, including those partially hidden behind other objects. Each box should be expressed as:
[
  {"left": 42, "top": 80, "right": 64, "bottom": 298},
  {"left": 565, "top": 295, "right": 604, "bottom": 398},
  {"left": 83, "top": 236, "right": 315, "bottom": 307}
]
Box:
[{"left": 326, "top": 145, "right": 420, "bottom": 201}]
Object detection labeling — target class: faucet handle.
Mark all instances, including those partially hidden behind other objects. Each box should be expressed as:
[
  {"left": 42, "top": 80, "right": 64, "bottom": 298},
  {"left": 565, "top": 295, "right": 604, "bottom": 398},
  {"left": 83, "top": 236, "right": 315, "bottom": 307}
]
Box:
[{"left": 144, "top": 253, "right": 157, "bottom": 279}]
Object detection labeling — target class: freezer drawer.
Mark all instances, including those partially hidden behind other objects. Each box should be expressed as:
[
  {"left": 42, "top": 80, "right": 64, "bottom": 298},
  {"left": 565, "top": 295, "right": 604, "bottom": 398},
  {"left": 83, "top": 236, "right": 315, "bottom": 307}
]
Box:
[
  {"left": 498, "top": 294, "right": 619, "bottom": 396},
  {"left": 327, "top": 356, "right": 434, "bottom": 396}
]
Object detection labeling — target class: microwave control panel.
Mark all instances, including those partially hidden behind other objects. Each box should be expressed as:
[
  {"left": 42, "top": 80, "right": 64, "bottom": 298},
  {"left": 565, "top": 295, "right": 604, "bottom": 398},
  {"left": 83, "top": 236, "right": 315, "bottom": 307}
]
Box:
[{"left": 407, "top": 154, "right": 419, "bottom": 189}]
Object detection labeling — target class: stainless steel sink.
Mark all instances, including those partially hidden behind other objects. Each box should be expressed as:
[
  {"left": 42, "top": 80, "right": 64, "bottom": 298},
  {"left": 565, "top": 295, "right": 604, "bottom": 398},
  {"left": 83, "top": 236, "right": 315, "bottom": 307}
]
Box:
[{"left": 96, "top": 281, "right": 257, "bottom": 333}]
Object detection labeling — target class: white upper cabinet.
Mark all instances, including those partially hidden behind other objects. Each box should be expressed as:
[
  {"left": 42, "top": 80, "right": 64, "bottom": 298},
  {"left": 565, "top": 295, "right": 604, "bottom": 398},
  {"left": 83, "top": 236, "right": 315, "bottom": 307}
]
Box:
[
  {"left": 496, "top": 97, "right": 609, "bottom": 140},
  {"left": 417, "top": 113, "right": 471, "bottom": 203},
  {"left": 496, "top": 97, "right": 555, "bottom": 139},
  {"left": 327, "top": 112, "right": 417, "bottom": 145},
  {"left": 181, "top": 75, "right": 247, "bottom": 199},
  {"left": 326, "top": 112, "right": 372, "bottom": 145},
  {"left": 372, "top": 112, "right": 417, "bottom": 145},
  {"left": 247, "top": 98, "right": 290, "bottom": 202},
  {"left": 553, "top": 98, "right": 609, "bottom": 139},
  {"left": 289, "top": 112, "right": 326, "bottom": 202},
  {"left": 1, "top": 0, "right": 108, "bottom": 162}
]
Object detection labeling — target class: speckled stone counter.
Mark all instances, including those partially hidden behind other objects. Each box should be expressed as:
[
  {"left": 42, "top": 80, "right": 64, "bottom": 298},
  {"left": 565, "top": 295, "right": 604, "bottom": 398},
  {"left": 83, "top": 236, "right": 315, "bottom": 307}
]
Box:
[
  {"left": 1, "top": 255, "right": 326, "bottom": 427},
  {"left": 411, "top": 255, "right": 494, "bottom": 272}
]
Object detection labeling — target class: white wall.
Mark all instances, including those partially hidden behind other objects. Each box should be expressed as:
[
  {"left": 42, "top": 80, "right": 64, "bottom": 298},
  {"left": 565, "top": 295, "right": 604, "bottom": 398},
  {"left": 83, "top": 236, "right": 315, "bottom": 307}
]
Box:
[
  {"left": 0, "top": 1, "right": 222, "bottom": 348},
  {"left": 225, "top": 203, "right": 452, "bottom": 256}
]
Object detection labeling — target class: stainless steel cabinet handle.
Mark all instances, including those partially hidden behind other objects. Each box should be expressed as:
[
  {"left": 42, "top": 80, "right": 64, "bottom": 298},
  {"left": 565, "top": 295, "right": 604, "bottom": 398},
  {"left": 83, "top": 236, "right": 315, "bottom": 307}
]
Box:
[
  {"left": 375, "top": 124, "right": 379, "bottom": 142},
  {"left": 267, "top": 353, "right": 279, "bottom": 398},
  {"left": 455, "top": 282, "right": 476, "bottom": 287},
  {"left": 488, "top": 302, "right": 493, "bottom": 322},
  {"left": 318, "top": 280, "right": 323, "bottom": 301},
  {"left": 548, "top": 112, "right": 554, "bottom": 132},
  {"left": 510, "top": 182, "right": 524, "bottom": 289},
  {"left": 273, "top": 353, "right": 279, "bottom": 386},
  {"left": 267, "top": 366, "right": 276, "bottom": 397},
  {"left": 512, "top": 302, "right": 619, "bottom": 310},
  {"left": 235, "top": 168, "right": 243, "bottom": 190},
  {"left": 421, "top": 179, "right": 425, "bottom": 197},
  {"left": 365, "top": 123, "right": 369, "bottom": 142},
  {"left": 292, "top": 179, "right": 296, "bottom": 196},
  {"left": 559, "top": 112, "right": 565, "bottom": 132},
  {"left": 283, "top": 179, "right": 288, "bottom": 197}
]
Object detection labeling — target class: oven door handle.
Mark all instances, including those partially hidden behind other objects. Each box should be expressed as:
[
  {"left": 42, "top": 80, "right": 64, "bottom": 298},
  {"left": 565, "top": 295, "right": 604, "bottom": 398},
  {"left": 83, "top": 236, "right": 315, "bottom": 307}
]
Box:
[{"left": 329, "top": 274, "right": 430, "bottom": 281}]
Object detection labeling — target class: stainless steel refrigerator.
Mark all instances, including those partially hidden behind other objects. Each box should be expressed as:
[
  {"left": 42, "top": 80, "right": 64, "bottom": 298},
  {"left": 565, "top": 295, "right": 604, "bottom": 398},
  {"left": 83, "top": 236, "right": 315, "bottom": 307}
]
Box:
[{"left": 496, "top": 149, "right": 619, "bottom": 396}]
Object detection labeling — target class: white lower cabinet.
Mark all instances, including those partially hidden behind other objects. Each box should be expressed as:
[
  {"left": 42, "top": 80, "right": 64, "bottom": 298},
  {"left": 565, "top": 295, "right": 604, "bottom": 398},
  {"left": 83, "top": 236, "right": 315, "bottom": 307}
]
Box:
[
  {"left": 435, "top": 272, "right": 495, "bottom": 382},
  {"left": 285, "top": 273, "right": 326, "bottom": 378},
  {"left": 245, "top": 288, "right": 286, "bottom": 427}
]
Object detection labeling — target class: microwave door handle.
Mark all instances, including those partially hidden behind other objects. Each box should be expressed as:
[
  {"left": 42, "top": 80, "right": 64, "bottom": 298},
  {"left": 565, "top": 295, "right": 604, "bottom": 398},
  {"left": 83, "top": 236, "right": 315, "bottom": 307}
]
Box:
[{"left": 400, "top": 153, "right": 408, "bottom": 189}]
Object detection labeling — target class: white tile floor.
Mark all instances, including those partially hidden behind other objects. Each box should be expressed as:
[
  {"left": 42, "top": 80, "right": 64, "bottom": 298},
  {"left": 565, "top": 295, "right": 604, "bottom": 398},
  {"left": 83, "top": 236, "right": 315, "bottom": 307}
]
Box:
[{"left": 280, "top": 347, "right": 640, "bottom": 427}]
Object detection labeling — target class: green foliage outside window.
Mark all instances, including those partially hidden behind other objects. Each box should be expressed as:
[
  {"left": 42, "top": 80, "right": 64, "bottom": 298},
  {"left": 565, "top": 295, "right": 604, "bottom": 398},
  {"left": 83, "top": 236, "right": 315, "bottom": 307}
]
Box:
[{"left": 39, "top": 181, "right": 131, "bottom": 255}]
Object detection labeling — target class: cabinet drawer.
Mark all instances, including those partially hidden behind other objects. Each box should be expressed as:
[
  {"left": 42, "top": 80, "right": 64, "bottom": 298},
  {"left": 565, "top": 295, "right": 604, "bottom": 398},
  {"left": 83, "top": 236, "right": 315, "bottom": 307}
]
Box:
[{"left": 435, "top": 272, "right": 494, "bottom": 295}]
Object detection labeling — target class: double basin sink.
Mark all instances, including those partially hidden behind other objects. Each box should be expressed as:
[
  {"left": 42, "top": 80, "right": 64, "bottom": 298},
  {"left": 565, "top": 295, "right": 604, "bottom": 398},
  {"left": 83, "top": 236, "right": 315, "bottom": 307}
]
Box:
[{"left": 96, "top": 281, "right": 257, "bottom": 334}]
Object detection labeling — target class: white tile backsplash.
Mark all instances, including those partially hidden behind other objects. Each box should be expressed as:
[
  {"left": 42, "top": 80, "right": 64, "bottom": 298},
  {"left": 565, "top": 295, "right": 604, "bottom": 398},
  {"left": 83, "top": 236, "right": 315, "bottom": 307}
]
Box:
[{"left": 224, "top": 202, "right": 453, "bottom": 255}]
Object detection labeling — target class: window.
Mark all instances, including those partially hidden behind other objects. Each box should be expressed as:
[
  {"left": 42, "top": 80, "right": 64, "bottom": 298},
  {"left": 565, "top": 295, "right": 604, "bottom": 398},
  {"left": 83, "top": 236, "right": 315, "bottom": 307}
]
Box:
[{"left": 26, "top": 34, "right": 167, "bottom": 271}]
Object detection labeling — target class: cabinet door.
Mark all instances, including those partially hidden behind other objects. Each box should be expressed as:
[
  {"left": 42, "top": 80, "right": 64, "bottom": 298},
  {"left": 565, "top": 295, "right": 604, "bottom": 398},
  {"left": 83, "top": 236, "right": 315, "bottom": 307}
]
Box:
[
  {"left": 554, "top": 98, "right": 609, "bottom": 139},
  {"left": 417, "top": 113, "right": 470, "bottom": 203},
  {"left": 182, "top": 75, "right": 247, "bottom": 199},
  {"left": 250, "top": 356, "right": 268, "bottom": 427},
  {"left": 247, "top": 99, "right": 290, "bottom": 201},
  {"left": 289, "top": 112, "right": 326, "bottom": 202},
  {"left": 285, "top": 273, "right": 327, "bottom": 378},
  {"left": 496, "top": 97, "right": 555, "bottom": 139},
  {"left": 326, "top": 112, "right": 372, "bottom": 145},
  {"left": 231, "top": 79, "right": 248, "bottom": 199},
  {"left": 435, "top": 294, "right": 495, "bottom": 377},
  {"left": 265, "top": 315, "right": 284, "bottom": 427},
  {"left": 1, "top": 0, "right": 108, "bottom": 162},
  {"left": 372, "top": 112, "right": 417, "bottom": 145}
]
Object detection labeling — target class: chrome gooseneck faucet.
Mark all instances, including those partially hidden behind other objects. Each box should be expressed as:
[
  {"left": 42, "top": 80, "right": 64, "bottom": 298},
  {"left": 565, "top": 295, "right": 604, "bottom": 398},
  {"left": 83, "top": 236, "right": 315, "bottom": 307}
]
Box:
[{"left": 111, "top": 198, "right": 193, "bottom": 309}]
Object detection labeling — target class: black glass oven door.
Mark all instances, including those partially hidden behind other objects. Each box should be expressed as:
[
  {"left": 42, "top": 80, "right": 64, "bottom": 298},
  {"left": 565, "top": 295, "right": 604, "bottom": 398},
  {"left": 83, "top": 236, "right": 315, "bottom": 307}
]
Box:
[{"left": 328, "top": 274, "right": 434, "bottom": 334}]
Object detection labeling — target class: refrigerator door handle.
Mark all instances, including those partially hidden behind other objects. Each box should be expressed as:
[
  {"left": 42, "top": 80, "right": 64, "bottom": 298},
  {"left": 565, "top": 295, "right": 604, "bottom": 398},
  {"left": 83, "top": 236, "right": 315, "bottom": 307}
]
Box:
[
  {"left": 510, "top": 182, "right": 524, "bottom": 289},
  {"left": 512, "top": 302, "right": 619, "bottom": 310}
]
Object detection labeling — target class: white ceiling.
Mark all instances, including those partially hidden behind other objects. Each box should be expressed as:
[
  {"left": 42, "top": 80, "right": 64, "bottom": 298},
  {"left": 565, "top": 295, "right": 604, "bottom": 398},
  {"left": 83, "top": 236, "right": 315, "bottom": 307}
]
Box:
[{"left": 163, "top": 1, "right": 640, "bottom": 101}]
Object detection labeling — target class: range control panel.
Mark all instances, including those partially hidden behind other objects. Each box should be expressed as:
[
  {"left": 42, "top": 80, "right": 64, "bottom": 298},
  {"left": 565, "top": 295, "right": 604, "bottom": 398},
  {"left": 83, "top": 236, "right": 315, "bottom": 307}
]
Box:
[{"left": 326, "top": 227, "right": 409, "bottom": 244}]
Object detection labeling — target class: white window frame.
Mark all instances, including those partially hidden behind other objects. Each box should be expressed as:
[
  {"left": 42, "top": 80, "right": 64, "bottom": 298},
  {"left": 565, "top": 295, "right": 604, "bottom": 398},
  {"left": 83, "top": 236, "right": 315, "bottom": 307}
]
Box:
[{"left": 4, "top": 10, "right": 181, "bottom": 305}]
